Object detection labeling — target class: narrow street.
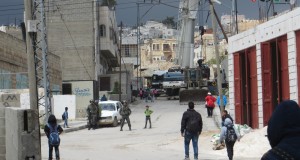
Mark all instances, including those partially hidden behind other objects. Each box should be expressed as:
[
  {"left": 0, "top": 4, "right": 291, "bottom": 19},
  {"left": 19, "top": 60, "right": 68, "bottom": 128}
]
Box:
[{"left": 41, "top": 98, "right": 262, "bottom": 160}]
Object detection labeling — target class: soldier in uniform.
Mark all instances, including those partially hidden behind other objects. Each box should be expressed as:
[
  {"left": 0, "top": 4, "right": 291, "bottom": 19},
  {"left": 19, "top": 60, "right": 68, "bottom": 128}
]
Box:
[
  {"left": 87, "top": 99, "right": 99, "bottom": 130},
  {"left": 120, "top": 100, "right": 132, "bottom": 131}
]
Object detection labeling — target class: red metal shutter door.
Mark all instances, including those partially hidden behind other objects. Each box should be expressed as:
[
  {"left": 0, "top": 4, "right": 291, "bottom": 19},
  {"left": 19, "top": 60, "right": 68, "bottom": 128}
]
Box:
[
  {"left": 261, "top": 42, "right": 273, "bottom": 126},
  {"left": 248, "top": 47, "right": 259, "bottom": 128},
  {"left": 234, "top": 53, "right": 242, "bottom": 124},
  {"left": 277, "top": 35, "right": 290, "bottom": 101},
  {"left": 296, "top": 31, "right": 300, "bottom": 104}
]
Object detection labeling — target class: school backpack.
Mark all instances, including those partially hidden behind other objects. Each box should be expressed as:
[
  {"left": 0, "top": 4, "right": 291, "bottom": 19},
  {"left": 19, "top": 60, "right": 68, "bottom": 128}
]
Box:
[
  {"left": 186, "top": 115, "right": 200, "bottom": 133},
  {"left": 47, "top": 123, "right": 60, "bottom": 146},
  {"left": 226, "top": 124, "right": 237, "bottom": 142},
  {"left": 62, "top": 112, "right": 65, "bottom": 120}
]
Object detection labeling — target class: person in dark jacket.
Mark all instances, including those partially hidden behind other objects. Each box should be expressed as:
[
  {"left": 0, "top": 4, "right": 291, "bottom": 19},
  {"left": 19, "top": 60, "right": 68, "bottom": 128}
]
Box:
[
  {"left": 181, "top": 101, "right": 203, "bottom": 160},
  {"left": 100, "top": 94, "right": 107, "bottom": 101},
  {"left": 221, "top": 110, "right": 233, "bottom": 127},
  {"left": 261, "top": 100, "right": 300, "bottom": 160},
  {"left": 44, "top": 114, "right": 63, "bottom": 160}
]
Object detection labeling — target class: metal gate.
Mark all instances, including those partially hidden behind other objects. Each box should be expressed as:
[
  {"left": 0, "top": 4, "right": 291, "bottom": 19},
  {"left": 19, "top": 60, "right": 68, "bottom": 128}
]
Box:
[
  {"left": 261, "top": 35, "right": 289, "bottom": 126},
  {"left": 233, "top": 47, "right": 258, "bottom": 128}
]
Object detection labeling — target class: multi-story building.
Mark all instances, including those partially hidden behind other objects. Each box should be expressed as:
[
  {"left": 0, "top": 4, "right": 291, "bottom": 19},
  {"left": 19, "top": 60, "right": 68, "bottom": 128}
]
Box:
[{"left": 46, "top": 0, "right": 119, "bottom": 117}]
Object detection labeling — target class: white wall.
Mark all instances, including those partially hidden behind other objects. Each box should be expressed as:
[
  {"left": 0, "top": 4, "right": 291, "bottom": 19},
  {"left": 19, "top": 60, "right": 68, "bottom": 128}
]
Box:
[
  {"left": 228, "top": 7, "right": 300, "bottom": 128},
  {"left": 53, "top": 95, "right": 76, "bottom": 120}
]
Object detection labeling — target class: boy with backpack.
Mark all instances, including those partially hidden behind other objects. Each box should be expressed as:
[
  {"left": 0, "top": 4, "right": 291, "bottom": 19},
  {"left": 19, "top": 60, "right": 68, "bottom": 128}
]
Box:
[
  {"left": 219, "top": 118, "right": 241, "bottom": 160},
  {"left": 62, "top": 107, "right": 69, "bottom": 128},
  {"left": 44, "top": 114, "right": 63, "bottom": 160}
]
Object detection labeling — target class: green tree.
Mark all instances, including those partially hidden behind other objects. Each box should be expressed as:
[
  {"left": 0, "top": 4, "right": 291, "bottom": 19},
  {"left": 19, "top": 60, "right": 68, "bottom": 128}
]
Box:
[
  {"left": 162, "top": 16, "right": 176, "bottom": 29},
  {"left": 110, "top": 81, "right": 121, "bottom": 94}
]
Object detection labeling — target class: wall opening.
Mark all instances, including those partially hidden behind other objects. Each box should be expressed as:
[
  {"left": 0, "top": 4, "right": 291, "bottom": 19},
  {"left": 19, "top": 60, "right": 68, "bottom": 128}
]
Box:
[{"left": 261, "top": 35, "right": 289, "bottom": 126}]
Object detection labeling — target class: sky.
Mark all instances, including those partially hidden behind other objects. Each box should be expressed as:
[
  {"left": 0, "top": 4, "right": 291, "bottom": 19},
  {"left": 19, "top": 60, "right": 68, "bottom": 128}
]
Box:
[{"left": 0, "top": 0, "right": 293, "bottom": 27}]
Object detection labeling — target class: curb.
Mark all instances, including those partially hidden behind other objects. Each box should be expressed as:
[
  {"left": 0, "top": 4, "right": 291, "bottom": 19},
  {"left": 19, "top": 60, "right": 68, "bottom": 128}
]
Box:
[{"left": 40, "top": 125, "right": 87, "bottom": 136}]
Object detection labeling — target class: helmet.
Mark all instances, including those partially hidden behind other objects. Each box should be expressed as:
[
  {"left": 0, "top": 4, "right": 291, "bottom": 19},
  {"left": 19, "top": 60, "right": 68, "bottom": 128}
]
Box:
[
  {"left": 89, "top": 99, "right": 94, "bottom": 103},
  {"left": 122, "top": 100, "right": 128, "bottom": 106}
]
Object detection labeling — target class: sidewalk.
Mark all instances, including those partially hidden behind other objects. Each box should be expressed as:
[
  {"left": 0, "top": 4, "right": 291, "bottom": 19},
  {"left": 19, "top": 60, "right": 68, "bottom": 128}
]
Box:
[{"left": 40, "top": 120, "right": 87, "bottom": 136}]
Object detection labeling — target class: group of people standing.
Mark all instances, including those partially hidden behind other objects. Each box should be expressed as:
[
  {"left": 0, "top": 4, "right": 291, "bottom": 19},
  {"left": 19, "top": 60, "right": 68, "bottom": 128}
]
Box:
[
  {"left": 139, "top": 88, "right": 158, "bottom": 102},
  {"left": 119, "top": 101, "right": 154, "bottom": 131}
]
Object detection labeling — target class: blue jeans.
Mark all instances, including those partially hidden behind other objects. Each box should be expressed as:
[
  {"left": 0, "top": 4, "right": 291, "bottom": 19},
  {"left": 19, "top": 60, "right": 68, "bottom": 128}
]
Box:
[
  {"left": 48, "top": 142, "right": 59, "bottom": 159},
  {"left": 184, "top": 131, "right": 199, "bottom": 159},
  {"left": 64, "top": 118, "right": 68, "bottom": 128}
]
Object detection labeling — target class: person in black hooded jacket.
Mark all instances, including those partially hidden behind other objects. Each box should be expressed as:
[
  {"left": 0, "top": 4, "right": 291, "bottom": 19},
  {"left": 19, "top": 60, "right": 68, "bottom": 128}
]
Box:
[
  {"left": 181, "top": 101, "right": 203, "bottom": 160},
  {"left": 261, "top": 100, "right": 300, "bottom": 160}
]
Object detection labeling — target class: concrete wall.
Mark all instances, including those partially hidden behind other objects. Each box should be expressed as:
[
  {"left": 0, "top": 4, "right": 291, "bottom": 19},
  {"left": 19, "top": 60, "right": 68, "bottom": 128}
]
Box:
[
  {"left": 228, "top": 7, "right": 300, "bottom": 128},
  {"left": 53, "top": 95, "right": 76, "bottom": 120},
  {"left": 0, "top": 31, "right": 62, "bottom": 90},
  {"left": 0, "top": 107, "right": 5, "bottom": 159},
  {"left": 69, "top": 81, "right": 95, "bottom": 118},
  {"left": 5, "top": 108, "right": 40, "bottom": 160}
]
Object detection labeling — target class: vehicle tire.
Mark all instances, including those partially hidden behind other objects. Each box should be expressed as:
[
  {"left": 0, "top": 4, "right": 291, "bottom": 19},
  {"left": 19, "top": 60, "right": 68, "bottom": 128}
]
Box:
[{"left": 112, "top": 117, "right": 118, "bottom": 127}]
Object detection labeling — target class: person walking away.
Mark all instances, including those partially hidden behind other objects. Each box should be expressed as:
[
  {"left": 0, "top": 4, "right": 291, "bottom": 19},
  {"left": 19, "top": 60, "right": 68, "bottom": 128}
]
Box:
[
  {"left": 219, "top": 118, "right": 240, "bottom": 160},
  {"left": 44, "top": 114, "right": 63, "bottom": 160},
  {"left": 100, "top": 94, "right": 107, "bottom": 101},
  {"left": 181, "top": 101, "right": 203, "bottom": 160},
  {"left": 153, "top": 88, "right": 158, "bottom": 99},
  {"left": 221, "top": 110, "right": 233, "bottom": 127},
  {"left": 139, "top": 88, "right": 143, "bottom": 100},
  {"left": 217, "top": 95, "right": 227, "bottom": 112},
  {"left": 144, "top": 105, "right": 153, "bottom": 129},
  {"left": 63, "top": 107, "right": 69, "bottom": 128},
  {"left": 205, "top": 92, "right": 216, "bottom": 118},
  {"left": 120, "top": 100, "right": 132, "bottom": 131},
  {"left": 87, "top": 100, "right": 99, "bottom": 130},
  {"left": 150, "top": 89, "right": 154, "bottom": 102},
  {"left": 145, "top": 88, "right": 152, "bottom": 102},
  {"left": 261, "top": 100, "right": 300, "bottom": 160}
]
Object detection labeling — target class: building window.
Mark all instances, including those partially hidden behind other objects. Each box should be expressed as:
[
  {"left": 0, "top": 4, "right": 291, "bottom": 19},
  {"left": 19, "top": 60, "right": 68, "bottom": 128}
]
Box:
[
  {"left": 110, "top": 27, "right": 113, "bottom": 40},
  {"left": 125, "top": 45, "right": 130, "bottom": 57},
  {"left": 163, "top": 44, "right": 170, "bottom": 51},
  {"left": 153, "top": 44, "right": 160, "bottom": 51},
  {"left": 100, "top": 25, "right": 106, "bottom": 37}
]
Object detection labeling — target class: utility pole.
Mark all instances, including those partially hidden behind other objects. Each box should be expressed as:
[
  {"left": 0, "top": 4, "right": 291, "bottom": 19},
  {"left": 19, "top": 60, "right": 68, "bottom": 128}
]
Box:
[
  {"left": 119, "top": 22, "right": 123, "bottom": 101},
  {"left": 231, "top": 0, "right": 238, "bottom": 35},
  {"left": 25, "top": 0, "right": 52, "bottom": 124},
  {"left": 137, "top": 3, "right": 140, "bottom": 90},
  {"left": 24, "top": 0, "right": 41, "bottom": 157},
  {"left": 209, "top": 0, "right": 224, "bottom": 113}
]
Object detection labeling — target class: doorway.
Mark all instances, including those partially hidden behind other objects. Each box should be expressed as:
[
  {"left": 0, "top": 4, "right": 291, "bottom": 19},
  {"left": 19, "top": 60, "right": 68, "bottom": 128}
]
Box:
[{"left": 261, "top": 35, "right": 289, "bottom": 126}]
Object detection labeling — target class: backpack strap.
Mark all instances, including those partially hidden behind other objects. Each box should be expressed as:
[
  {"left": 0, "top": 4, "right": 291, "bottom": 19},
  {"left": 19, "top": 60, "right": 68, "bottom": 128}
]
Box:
[{"left": 47, "top": 123, "right": 58, "bottom": 133}]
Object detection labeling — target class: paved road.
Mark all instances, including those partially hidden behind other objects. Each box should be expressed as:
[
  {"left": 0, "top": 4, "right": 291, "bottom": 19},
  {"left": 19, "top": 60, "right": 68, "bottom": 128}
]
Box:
[{"left": 41, "top": 98, "right": 260, "bottom": 160}]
